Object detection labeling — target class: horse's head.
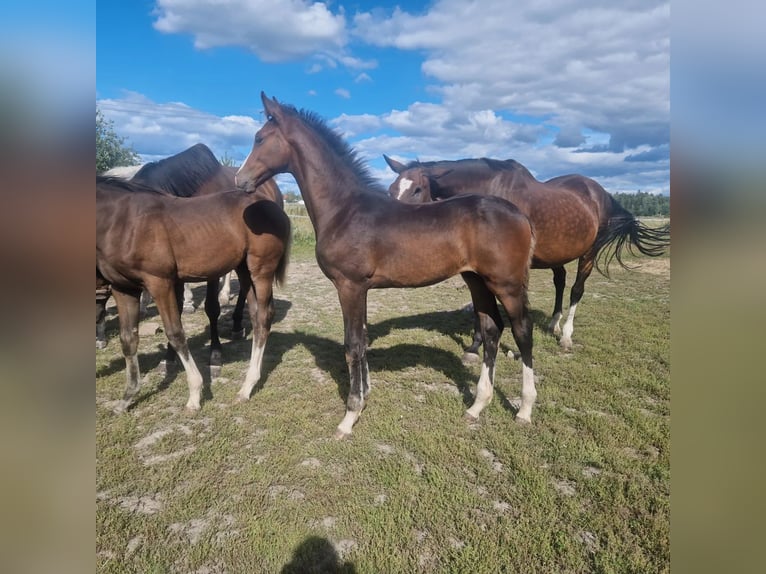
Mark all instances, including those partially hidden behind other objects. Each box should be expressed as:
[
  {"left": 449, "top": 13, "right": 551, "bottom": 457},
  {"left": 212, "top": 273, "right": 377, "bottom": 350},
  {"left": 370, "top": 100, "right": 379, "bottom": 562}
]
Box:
[
  {"left": 384, "top": 155, "right": 453, "bottom": 203},
  {"left": 236, "top": 92, "right": 293, "bottom": 192}
]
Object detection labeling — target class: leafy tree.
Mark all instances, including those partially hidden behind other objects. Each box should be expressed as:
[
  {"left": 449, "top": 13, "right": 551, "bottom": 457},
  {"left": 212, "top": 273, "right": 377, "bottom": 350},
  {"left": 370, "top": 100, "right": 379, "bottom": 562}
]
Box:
[{"left": 97, "top": 107, "right": 139, "bottom": 172}]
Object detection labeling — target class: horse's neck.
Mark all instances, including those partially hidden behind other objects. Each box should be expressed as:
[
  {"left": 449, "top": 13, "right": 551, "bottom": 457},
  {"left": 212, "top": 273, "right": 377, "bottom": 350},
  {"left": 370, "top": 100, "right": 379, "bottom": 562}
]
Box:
[{"left": 288, "top": 136, "right": 361, "bottom": 233}]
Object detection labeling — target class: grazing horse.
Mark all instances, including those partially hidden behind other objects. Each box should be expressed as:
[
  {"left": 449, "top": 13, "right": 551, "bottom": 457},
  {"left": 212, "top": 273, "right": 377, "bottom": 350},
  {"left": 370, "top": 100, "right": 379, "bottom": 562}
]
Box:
[
  {"left": 97, "top": 144, "right": 283, "bottom": 369},
  {"left": 97, "top": 175, "right": 290, "bottom": 412},
  {"left": 236, "top": 93, "right": 536, "bottom": 438},
  {"left": 384, "top": 155, "right": 670, "bottom": 351}
]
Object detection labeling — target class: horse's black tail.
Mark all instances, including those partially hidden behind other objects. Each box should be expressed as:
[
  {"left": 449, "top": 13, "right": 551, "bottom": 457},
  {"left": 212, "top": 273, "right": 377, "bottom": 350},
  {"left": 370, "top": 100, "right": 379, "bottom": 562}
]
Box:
[{"left": 592, "top": 196, "right": 670, "bottom": 276}]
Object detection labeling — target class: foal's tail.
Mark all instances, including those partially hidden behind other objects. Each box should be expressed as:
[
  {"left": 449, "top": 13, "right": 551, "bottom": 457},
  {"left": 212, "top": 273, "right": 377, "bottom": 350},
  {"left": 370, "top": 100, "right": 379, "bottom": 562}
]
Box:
[
  {"left": 274, "top": 214, "right": 292, "bottom": 288},
  {"left": 592, "top": 196, "right": 670, "bottom": 276}
]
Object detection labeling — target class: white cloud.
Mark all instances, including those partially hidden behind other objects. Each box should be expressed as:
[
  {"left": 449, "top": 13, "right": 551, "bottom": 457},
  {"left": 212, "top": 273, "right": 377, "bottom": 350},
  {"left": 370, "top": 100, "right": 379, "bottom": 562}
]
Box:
[
  {"left": 353, "top": 0, "right": 669, "bottom": 154},
  {"left": 334, "top": 88, "right": 351, "bottom": 99},
  {"left": 97, "top": 92, "right": 262, "bottom": 163},
  {"left": 152, "top": 0, "right": 375, "bottom": 68},
  {"left": 106, "top": 0, "right": 670, "bottom": 193}
]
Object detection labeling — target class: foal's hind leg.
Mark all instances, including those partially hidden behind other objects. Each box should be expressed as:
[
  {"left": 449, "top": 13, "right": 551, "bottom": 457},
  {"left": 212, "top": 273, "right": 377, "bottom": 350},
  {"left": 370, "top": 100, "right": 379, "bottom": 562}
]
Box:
[
  {"left": 548, "top": 266, "right": 566, "bottom": 336},
  {"left": 461, "top": 273, "right": 504, "bottom": 421},
  {"left": 205, "top": 278, "right": 223, "bottom": 378},
  {"left": 496, "top": 290, "right": 536, "bottom": 423},
  {"left": 463, "top": 315, "right": 483, "bottom": 364},
  {"left": 560, "top": 256, "right": 594, "bottom": 351},
  {"left": 218, "top": 271, "right": 233, "bottom": 306},
  {"left": 158, "top": 281, "right": 183, "bottom": 374},
  {"left": 235, "top": 272, "right": 274, "bottom": 403},
  {"left": 334, "top": 282, "right": 370, "bottom": 439},
  {"left": 230, "top": 267, "right": 248, "bottom": 340},
  {"left": 111, "top": 288, "right": 142, "bottom": 413},
  {"left": 148, "top": 279, "right": 205, "bottom": 412}
]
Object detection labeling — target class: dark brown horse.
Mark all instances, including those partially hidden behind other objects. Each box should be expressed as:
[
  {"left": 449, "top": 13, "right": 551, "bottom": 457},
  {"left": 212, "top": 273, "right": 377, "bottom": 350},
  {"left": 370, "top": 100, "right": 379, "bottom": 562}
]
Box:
[
  {"left": 97, "top": 175, "right": 290, "bottom": 413},
  {"left": 97, "top": 143, "right": 283, "bottom": 374},
  {"left": 384, "top": 155, "right": 670, "bottom": 352},
  {"left": 236, "top": 93, "right": 536, "bottom": 438}
]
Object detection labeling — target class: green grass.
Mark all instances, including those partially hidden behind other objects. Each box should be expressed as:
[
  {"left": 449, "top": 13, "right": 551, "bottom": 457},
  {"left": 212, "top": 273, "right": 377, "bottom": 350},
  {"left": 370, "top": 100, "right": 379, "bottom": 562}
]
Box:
[{"left": 97, "top": 217, "right": 669, "bottom": 573}]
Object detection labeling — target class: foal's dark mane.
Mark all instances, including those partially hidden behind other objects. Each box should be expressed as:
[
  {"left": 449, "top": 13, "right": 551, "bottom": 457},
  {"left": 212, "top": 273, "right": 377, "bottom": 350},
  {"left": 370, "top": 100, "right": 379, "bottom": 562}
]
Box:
[
  {"left": 282, "top": 104, "right": 387, "bottom": 194},
  {"left": 132, "top": 143, "right": 227, "bottom": 197},
  {"left": 97, "top": 175, "right": 172, "bottom": 196}
]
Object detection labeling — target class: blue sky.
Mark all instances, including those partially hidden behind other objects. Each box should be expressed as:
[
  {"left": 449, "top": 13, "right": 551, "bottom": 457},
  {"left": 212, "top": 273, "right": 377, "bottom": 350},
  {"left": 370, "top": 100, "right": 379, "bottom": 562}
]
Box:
[{"left": 96, "top": 0, "right": 671, "bottom": 194}]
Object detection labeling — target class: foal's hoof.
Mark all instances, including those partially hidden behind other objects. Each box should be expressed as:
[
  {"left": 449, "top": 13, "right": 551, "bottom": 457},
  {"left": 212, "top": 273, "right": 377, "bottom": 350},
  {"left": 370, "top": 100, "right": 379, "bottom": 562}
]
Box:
[
  {"left": 231, "top": 329, "right": 246, "bottom": 340},
  {"left": 464, "top": 412, "right": 479, "bottom": 423},
  {"left": 234, "top": 392, "right": 250, "bottom": 404},
  {"left": 96, "top": 339, "right": 107, "bottom": 350},
  {"left": 515, "top": 415, "right": 532, "bottom": 425},
  {"left": 210, "top": 365, "right": 222, "bottom": 379},
  {"left": 182, "top": 305, "right": 196, "bottom": 315},
  {"left": 113, "top": 400, "right": 130, "bottom": 415},
  {"left": 185, "top": 403, "right": 201, "bottom": 414},
  {"left": 461, "top": 352, "right": 481, "bottom": 365},
  {"left": 559, "top": 339, "right": 573, "bottom": 352},
  {"left": 507, "top": 349, "right": 521, "bottom": 360},
  {"left": 333, "top": 428, "right": 351, "bottom": 441}
]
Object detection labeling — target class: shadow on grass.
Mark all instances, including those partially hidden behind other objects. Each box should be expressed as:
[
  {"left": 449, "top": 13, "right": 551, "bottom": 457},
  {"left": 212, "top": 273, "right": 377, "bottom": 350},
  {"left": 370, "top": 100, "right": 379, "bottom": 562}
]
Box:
[
  {"left": 95, "top": 298, "right": 294, "bottom": 410},
  {"left": 368, "top": 307, "right": 552, "bottom": 355},
  {"left": 98, "top": 302, "right": 535, "bottom": 416},
  {"left": 281, "top": 536, "right": 356, "bottom": 574}
]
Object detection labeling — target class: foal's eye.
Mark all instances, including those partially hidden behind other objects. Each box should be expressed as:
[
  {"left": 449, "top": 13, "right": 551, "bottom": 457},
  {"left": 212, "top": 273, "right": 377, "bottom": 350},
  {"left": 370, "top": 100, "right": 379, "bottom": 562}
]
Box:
[{"left": 413, "top": 187, "right": 422, "bottom": 195}]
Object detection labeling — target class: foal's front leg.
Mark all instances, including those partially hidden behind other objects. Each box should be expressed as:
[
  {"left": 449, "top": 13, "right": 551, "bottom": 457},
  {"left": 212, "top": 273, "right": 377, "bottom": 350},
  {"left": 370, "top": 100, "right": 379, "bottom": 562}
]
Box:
[{"left": 335, "top": 284, "right": 369, "bottom": 439}]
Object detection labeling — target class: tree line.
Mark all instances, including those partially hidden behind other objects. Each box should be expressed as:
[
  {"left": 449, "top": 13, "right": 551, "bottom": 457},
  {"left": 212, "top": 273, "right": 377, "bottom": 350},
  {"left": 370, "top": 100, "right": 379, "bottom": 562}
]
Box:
[{"left": 613, "top": 191, "right": 669, "bottom": 217}]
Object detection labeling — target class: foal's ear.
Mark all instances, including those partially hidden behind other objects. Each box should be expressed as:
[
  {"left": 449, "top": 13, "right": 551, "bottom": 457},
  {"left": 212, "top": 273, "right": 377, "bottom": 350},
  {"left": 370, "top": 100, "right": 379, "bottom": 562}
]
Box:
[
  {"left": 261, "top": 91, "right": 282, "bottom": 121},
  {"left": 383, "top": 154, "right": 406, "bottom": 174},
  {"left": 431, "top": 168, "right": 453, "bottom": 180}
]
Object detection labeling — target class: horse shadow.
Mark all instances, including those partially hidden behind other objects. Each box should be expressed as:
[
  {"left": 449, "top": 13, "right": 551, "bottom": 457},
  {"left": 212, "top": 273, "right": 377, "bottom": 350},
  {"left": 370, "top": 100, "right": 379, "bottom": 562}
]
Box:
[
  {"left": 367, "top": 306, "right": 553, "bottom": 355},
  {"left": 288, "top": 328, "right": 519, "bottom": 413},
  {"left": 281, "top": 536, "right": 356, "bottom": 574}
]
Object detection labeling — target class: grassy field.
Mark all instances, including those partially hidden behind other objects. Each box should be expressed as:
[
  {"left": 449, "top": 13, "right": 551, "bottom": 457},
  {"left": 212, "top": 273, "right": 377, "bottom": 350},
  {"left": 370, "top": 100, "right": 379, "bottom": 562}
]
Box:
[{"left": 96, "top": 216, "right": 669, "bottom": 573}]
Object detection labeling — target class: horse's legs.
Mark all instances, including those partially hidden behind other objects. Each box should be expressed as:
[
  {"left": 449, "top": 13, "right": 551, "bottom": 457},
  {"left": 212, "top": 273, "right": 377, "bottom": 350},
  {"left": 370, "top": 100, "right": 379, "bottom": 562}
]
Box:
[
  {"left": 139, "top": 288, "right": 151, "bottom": 319},
  {"left": 96, "top": 287, "right": 110, "bottom": 350},
  {"left": 335, "top": 282, "right": 369, "bottom": 439},
  {"left": 463, "top": 315, "right": 483, "bottom": 364},
  {"left": 560, "top": 256, "right": 594, "bottom": 351},
  {"left": 235, "top": 272, "right": 274, "bottom": 403},
  {"left": 111, "top": 288, "right": 142, "bottom": 413},
  {"left": 461, "top": 273, "right": 504, "bottom": 421},
  {"left": 548, "top": 266, "right": 566, "bottom": 336},
  {"left": 231, "top": 267, "right": 248, "bottom": 340},
  {"left": 182, "top": 282, "right": 195, "bottom": 314},
  {"left": 205, "top": 278, "right": 223, "bottom": 378},
  {"left": 218, "top": 271, "right": 232, "bottom": 306},
  {"left": 158, "top": 282, "right": 182, "bottom": 374},
  {"left": 495, "top": 289, "right": 536, "bottom": 423},
  {"left": 148, "top": 278, "right": 205, "bottom": 412}
]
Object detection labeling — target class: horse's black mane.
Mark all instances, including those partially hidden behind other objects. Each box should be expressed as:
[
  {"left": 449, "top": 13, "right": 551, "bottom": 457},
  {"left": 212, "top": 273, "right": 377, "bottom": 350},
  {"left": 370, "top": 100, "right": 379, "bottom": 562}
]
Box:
[
  {"left": 132, "top": 143, "right": 225, "bottom": 197},
  {"left": 283, "top": 104, "right": 387, "bottom": 194},
  {"left": 404, "top": 157, "right": 535, "bottom": 178},
  {"left": 97, "top": 175, "right": 172, "bottom": 196}
]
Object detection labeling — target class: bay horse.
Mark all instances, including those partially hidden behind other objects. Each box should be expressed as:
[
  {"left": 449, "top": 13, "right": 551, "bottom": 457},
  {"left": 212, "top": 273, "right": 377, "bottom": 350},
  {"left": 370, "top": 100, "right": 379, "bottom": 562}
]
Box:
[
  {"left": 97, "top": 143, "right": 283, "bottom": 372},
  {"left": 97, "top": 175, "right": 290, "bottom": 413},
  {"left": 236, "top": 93, "right": 536, "bottom": 438},
  {"left": 384, "top": 155, "right": 670, "bottom": 352}
]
